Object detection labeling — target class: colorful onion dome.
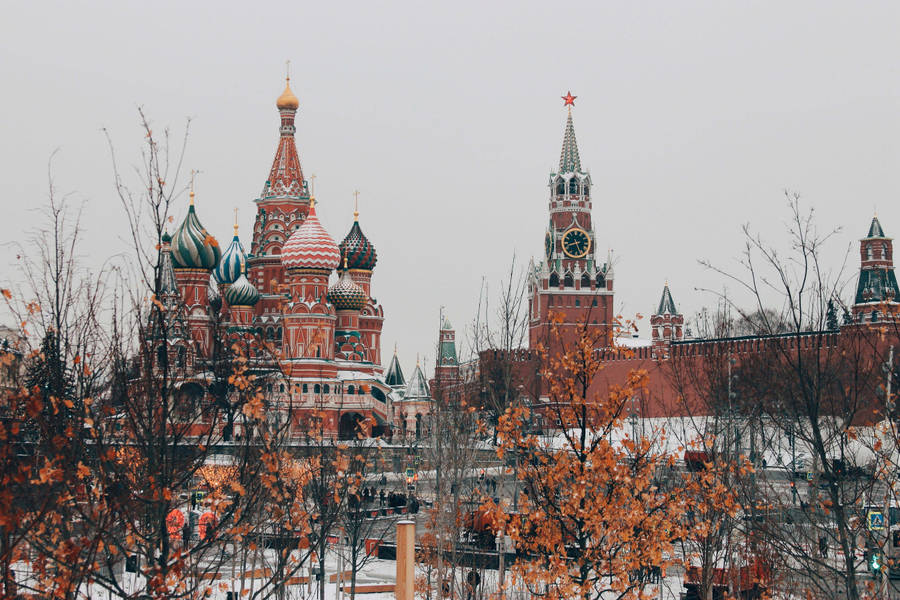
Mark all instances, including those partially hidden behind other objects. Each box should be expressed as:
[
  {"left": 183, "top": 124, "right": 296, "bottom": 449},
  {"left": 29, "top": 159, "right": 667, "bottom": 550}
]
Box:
[
  {"left": 208, "top": 273, "right": 222, "bottom": 311},
  {"left": 276, "top": 77, "right": 300, "bottom": 110},
  {"left": 339, "top": 216, "right": 377, "bottom": 271},
  {"left": 224, "top": 273, "right": 260, "bottom": 306},
  {"left": 214, "top": 219, "right": 246, "bottom": 284},
  {"left": 281, "top": 199, "right": 341, "bottom": 271},
  {"left": 171, "top": 192, "right": 221, "bottom": 270},
  {"left": 327, "top": 264, "right": 366, "bottom": 311}
]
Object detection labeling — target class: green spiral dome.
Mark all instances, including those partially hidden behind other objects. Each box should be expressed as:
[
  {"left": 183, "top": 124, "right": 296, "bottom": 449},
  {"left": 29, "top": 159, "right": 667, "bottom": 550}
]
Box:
[{"left": 171, "top": 205, "right": 221, "bottom": 270}]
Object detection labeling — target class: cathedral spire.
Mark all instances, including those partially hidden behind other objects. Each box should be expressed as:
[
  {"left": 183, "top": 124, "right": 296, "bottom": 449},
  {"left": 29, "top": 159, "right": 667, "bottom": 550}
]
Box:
[
  {"left": 558, "top": 93, "right": 582, "bottom": 174},
  {"left": 261, "top": 72, "right": 307, "bottom": 200}
]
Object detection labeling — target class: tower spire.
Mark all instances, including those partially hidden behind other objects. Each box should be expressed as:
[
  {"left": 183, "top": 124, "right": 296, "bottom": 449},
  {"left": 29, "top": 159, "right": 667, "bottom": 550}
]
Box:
[
  {"left": 233, "top": 207, "right": 239, "bottom": 236},
  {"left": 353, "top": 190, "right": 360, "bottom": 220},
  {"left": 263, "top": 71, "right": 306, "bottom": 200},
  {"left": 558, "top": 97, "right": 582, "bottom": 174}
]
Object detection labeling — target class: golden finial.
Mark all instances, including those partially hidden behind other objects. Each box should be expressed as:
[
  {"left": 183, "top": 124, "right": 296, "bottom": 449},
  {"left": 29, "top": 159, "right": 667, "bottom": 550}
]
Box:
[
  {"left": 394, "top": 342, "right": 398, "bottom": 356},
  {"left": 665, "top": 279, "right": 669, "bottom": 287},
  {"left": 310, "top": 173, "right": 316, "bottom": 197},
  {"left": 353, "top": 190, "right": 360, "bottom": 221},
  {"left": 343, "top": 256, "right": 349, "bottom": 270},
  {"left": 189, "top": 170, "right": 196, "bottom": 206},
  {"left": 416, "top": 353, "right": 420, "bottom": 367},
  {"left": 233, "top": 208, "right": 239, "bottom": 236},
  {"left": 276, "top": 61, "right": 300, "bottom": 110}
]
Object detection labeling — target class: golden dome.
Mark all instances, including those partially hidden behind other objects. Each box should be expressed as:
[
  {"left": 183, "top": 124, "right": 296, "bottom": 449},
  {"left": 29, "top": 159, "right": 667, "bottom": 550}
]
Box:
[{"left": 276, "top": 78, "right": 299, "bottom": 110}]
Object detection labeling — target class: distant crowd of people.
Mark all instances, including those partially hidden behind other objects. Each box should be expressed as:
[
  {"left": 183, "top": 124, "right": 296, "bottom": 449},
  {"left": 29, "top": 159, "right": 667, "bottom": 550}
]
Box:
[{"left": 349, "top": 486, "right": 419, "bottom": 513}]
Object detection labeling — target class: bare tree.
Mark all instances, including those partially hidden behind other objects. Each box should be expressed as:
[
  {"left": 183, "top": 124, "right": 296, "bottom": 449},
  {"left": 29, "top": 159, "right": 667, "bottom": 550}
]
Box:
[{"left": 697, "top": 194, "right": 882, "bottom": 600}]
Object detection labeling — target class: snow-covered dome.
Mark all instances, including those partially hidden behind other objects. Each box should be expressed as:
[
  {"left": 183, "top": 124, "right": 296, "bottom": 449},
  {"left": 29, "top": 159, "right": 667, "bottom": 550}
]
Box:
[
  {"left": 171, "top": 196, "right": 221, "bottom": 271},
  {"left": 224, "top": 273, "right": 260, "bottom": 307},
  {"left": 327, "top": 266, "right": 366, "bottom": 311},
  {"left": 281, "top": 200, "right": 340, "bottom": 272},
  {"left": 214, "top": 229, "right": 246, "bottom": 285}
]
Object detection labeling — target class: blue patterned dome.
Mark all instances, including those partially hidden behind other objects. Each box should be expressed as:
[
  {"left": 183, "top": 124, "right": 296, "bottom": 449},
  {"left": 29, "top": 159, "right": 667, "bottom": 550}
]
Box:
[
  {"left": 171, "top": 200, "right": 221, "bottom": 271},
  {"left": 224, "top": 273, "right": 260, "bottom": 306},
  {"left": 327, "top": 267, "right": 366, "bottom": 311},
  {"left": 214, "top": 232, "right": 246, "bottom": 284}
]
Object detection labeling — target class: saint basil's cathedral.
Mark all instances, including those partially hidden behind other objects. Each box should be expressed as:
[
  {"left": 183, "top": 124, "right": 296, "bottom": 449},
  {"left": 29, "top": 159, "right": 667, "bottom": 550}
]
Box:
[{"left": 159, "top": 77, "right": 393, "bottom": 439}]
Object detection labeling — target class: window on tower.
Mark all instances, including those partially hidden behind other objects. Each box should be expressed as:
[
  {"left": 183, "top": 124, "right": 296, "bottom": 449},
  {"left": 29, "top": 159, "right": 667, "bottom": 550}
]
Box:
[
  {"left": 581, "top": 273, "right": 591, "bottom": 288},
  {"left": 568, "top": 178, "right": 579, "bottom": 194},
  {"left": 596, "top": 274, "right": 605, "bottom": 287},
  {"left": 564, "top": 273, "right": 574, "bottom": 288},
  {"left": 549, "top": 273, "right": 560, "bottom": 288},
  {"left": 556, "top": 178, "right": 565, "bottom": 195}
]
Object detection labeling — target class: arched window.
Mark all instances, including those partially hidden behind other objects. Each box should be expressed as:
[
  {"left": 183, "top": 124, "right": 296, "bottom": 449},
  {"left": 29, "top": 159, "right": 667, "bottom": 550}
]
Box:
[
  {"left": 348, "top": 385, "right": 355, "bottom": 395},
  {"left": 581, "top": 273, "right": 591, "bottom": 288},
  {"left": 563, "top": 273, "right": 574, "bottom": 288},
  {"left": 583, "top": 184, "right": 590, "bottom": 198},
  {"left": 415, "top": 414, "right": 422, "bottom": 440},
  {"left": 555, "top": 178, "right": 565, "bottom": 195},
  {"left": 568, "top": 178, "right": 579, "bottom": 194},
  {"left": 867, "top": 245, "right": 873, "bottom": 260},
  {"left": 324, "top": 384, "right": 330, "bottom": 394},
  {"left": 314, "top": 384, "right": 321, "bottom": 394},
  {"left": 884, "top": 243, "right": 890, "bottom": 259},
  {"left": 276, "top": 327, "right": 282, "bottom": 340},
  {"left": 575, "top": 299, "right": 580, "bottom": 307},
  {"left": 549, "top": 272, "right": 560, "bottom": 288},
  {"left": 279, "top": 384, "right": 285, "bottom": 392},
  {"left": 302, "top": 383, "right": 308, "bottom": 393},
  {"left": 596, "top": 274, "right": 605, "bottom": 287}
]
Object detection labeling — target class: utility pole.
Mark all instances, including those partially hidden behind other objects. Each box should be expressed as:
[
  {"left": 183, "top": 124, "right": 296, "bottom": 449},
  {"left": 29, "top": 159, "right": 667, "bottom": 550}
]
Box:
[{"left": 883, "top": 345, "right": 894, "bottom": 599}]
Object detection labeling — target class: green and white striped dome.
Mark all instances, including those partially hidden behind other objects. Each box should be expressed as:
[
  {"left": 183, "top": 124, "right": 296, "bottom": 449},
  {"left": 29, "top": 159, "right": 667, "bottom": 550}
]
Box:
[
  {"left": 172, "top": 203, "right": 221, "bottom": 271},
  {"left": 224, "top": 273, "right": 260, "bottom": 306}
]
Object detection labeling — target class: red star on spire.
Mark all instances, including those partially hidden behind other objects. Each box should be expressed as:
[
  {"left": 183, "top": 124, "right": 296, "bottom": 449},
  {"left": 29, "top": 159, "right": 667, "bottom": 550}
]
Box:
[{"left": 562, "top": 91, "right": 576, "bottom": 107}]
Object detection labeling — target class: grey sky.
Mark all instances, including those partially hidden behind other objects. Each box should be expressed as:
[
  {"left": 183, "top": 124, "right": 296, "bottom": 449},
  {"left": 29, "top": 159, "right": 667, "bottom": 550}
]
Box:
[{"left": 2, "top": 1, "right": 900, "bottom": 375}]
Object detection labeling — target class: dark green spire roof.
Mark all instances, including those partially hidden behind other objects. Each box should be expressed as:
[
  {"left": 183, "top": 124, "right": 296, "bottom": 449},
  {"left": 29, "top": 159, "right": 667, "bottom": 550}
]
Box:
[
  {"left": 558, "top": 109, "right": 582, "bottom": 174},
  {"left": 656, "top": 283, "right": 677, "bottom": 315},
  {"left": 854, "top": 268, "right": 900, "bottom": 305},
  {"left": 868, "top": 216, "right": 886, "bottom": 238},
  {"left": 385, "top": 350, "right": 405, "bottom": 387}
]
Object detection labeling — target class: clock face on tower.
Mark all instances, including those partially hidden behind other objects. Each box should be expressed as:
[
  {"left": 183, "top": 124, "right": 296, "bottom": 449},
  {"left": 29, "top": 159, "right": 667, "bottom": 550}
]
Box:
[{"left": 562, "top": 228, "right": 591, "bottom": 258}]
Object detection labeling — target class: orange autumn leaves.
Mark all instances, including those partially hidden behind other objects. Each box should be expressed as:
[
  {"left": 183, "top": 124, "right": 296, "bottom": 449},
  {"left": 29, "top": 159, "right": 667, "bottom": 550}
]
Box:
[{"left": 490, "top": 315, "right": 740, "bottom": 600}]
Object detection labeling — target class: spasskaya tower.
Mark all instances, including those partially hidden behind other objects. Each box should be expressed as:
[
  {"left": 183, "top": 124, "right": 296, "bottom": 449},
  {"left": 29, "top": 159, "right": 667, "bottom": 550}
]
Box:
[{"left": 528, "top": 92, "right": 614, "bottom": 349}]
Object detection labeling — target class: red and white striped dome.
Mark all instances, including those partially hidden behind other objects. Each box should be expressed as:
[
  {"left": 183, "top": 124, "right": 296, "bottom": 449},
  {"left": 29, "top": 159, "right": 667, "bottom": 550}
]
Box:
[{"left": 281, "top": 201, "right": 341, "bottom": 271}]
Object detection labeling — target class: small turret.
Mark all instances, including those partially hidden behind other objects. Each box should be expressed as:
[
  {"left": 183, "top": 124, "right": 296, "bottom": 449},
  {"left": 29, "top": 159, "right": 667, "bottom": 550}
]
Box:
[
  {"left": 852, "top": 215, "right": 900, "bottom": 322},
  {"left": 650, "top": 282, "right": 683, "bottom": 359}
]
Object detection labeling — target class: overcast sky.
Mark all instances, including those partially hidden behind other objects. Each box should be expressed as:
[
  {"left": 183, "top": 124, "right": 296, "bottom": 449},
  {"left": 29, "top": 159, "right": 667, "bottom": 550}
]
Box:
[{"left": 2, "top": 1, "right": 900, "bottom": 375}]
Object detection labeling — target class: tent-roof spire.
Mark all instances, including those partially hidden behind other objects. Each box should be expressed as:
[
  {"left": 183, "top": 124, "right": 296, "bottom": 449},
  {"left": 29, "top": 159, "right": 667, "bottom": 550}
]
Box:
[{"left": 558, "top": 92, "right": 582, "bottom": 174}]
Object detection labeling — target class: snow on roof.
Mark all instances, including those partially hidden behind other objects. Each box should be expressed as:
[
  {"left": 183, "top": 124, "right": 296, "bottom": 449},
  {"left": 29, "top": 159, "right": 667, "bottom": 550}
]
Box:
[{"left": 613, "top": 335, "right": 652, "bottom": 349}]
